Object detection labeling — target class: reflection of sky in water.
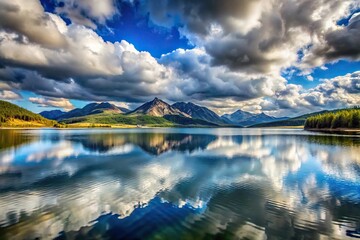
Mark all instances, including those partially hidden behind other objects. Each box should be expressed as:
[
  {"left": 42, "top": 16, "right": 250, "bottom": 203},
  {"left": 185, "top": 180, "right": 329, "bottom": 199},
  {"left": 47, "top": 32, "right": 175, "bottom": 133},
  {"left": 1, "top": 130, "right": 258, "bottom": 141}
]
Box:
[{"left": 0, "top": 129, "right": 359, "bottom": 239}]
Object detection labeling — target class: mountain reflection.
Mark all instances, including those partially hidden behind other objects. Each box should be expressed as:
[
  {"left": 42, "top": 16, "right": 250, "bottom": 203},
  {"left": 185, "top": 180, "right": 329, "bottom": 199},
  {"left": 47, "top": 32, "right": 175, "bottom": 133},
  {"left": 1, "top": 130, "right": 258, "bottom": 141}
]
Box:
[
  {"left": 0, "top": 130, "right": 37, "bottom": 151},
  {"left": 0, "top": 129, "right": 359, "bottom": 239},
  {"left": 72, "top": 132, "right": 217, "bottom": 155}
]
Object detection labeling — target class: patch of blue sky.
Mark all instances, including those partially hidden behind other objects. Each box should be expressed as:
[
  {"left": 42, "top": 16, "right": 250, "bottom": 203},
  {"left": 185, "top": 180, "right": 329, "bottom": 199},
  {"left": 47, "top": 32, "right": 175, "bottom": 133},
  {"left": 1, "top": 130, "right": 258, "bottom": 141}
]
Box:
[
  {"left": 283, "top": 60, "right": 360, "bottom": 89},
  {"left": 40, "top": 0, "right": 193, "bottom": 58}
]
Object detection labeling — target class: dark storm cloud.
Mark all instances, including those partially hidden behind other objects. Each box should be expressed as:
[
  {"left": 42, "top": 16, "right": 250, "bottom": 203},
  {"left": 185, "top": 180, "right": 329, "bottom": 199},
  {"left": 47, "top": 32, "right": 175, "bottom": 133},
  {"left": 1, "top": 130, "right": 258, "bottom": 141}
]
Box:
[
  {"left": 326, "top": 13, "right": 360, "bottom": 59},
  {"left": 160, "top": 49, "right": 285, "bottom": 101},
  {"left": 145, "top": 0, "right": 356, "bottom": 73},
  {"left": 304, "top": 12, "right": 360, "bottom": 66},
  {"left": 144, "top": 0, "right": 261, "bottom": 35},
  {"left": 145, "top": 0, "right": 284, "bottom": 73},
  {"left": 204, "top": 30, "right": 285, "bottom": 73},
  {"left": 0, "top": 66, "right": 169, "bottom": 103}
]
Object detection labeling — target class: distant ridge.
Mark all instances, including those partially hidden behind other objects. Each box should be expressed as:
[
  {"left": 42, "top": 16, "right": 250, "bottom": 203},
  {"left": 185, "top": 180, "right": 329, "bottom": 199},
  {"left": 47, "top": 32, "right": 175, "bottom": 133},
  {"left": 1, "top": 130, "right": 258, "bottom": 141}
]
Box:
[
  {"left": 221, "top": 109, "right": 287, "bottom": 126},
  {"left": 40, "top": 102, "right": 129, "bottom": 121},
  {"left": 250, "top": 110, "right": 341, "bottom": 127},
  {"left": 40, "top": 110, "right": 66, "bottom": 120}
]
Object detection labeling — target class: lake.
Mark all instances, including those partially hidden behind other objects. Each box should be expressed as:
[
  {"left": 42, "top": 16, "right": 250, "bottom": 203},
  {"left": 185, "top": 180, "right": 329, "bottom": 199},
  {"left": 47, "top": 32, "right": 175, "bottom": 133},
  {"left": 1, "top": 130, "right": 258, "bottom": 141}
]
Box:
[{"left": 0, "top": 128, "right": 359, "bottom": 239}]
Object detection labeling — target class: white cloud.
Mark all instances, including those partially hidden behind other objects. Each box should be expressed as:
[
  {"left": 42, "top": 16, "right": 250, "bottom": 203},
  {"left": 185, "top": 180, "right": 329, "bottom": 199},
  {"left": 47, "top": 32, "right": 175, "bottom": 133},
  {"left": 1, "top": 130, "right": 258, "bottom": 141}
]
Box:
[
  {"left": 0, "top": 0, "right": 173, "bottom": 103},
  {"left": 199, "top": 71, "right": 360, "bottom": 116},
  {"left": 160, "top": 48, "right": 287, "bottom": 102},
  {"left": 262, "top": 71, "right": 360, "bottom": 116},
  {"left": 0, "top": 90, "right": 21, "bottom": 100},
  {"left": 145, "top": 0, "right": 357, "bottom": 75},
  {"left": 0, "top": 0, "right": 67, "bottom": 48},
  {"left": 0, "top": 132, "right": 359, "bottom": 238},
  {"left": 301, "top": 8, "right": 360, "bottom": 69},
  {"left": 55, "top": 0, "right": 118, "bottom": 29},
  {"left": 0, "top": 0, "right": 358, "bottom": 116},
  {"left": 29, "top": 97, "right": 74, "bottom": 110}
]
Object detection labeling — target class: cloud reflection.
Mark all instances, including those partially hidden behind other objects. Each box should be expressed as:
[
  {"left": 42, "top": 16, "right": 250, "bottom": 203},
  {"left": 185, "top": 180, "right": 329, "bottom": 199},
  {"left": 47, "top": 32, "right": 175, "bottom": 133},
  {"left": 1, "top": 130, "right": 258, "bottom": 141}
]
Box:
[{"left": 0, "top": 129, "right": 359, "bottom": 239}]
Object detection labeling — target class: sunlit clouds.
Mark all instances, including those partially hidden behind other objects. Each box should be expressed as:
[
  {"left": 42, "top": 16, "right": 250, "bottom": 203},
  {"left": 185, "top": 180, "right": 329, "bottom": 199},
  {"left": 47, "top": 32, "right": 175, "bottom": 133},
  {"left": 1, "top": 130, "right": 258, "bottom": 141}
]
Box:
[{"left": 0, "top": 0, "right": 359, "bottom": 116}]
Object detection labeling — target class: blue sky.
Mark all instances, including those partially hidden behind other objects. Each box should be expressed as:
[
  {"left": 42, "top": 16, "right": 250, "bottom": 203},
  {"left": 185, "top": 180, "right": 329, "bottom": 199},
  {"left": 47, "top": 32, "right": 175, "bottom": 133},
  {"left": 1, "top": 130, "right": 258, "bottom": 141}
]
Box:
[
  {"left": 284, "top": 60, "right": 360, "bottom": 89},
  {"left": 0, "top": 0, "right": 359, "bottom": 116},
  {"left": 40, "top": 0, "right": 193, "bottom": 58}
]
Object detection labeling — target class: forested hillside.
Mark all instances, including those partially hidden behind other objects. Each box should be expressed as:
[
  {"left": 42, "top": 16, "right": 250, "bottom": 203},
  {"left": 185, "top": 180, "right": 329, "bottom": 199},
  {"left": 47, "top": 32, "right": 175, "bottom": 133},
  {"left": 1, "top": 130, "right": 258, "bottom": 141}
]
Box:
[
  {"left": 304, "top": 108, "right": 360, "bottom": 129},
  {"left": 0, "top": 100, "right": 55, "bottom": 127}
]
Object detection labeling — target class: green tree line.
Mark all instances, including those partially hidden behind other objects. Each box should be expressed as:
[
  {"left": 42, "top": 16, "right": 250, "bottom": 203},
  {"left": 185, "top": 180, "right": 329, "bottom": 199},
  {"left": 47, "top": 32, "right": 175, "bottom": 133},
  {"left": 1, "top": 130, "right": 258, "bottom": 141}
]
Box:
[{"left": 304, "top": 108, "right": 360, "bottom": 129}]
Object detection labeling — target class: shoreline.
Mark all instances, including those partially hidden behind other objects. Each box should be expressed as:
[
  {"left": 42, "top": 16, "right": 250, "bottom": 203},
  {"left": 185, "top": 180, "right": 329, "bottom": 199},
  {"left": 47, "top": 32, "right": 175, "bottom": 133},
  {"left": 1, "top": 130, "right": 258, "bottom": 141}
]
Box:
[
  {"left": 0, "top": 124, "right": 240, "bottom": 129},
  {"left": 1, "top": 126, "right": 358, "bottom": 134},
  {"left": 0, "top": 126, "right": 231, "bottom": 130},
  {"left": 252, "top": 126, "right": 304, "bottom": 129},
  {"left": 305, "top": 128, "right": 360, "bottom": 135}
]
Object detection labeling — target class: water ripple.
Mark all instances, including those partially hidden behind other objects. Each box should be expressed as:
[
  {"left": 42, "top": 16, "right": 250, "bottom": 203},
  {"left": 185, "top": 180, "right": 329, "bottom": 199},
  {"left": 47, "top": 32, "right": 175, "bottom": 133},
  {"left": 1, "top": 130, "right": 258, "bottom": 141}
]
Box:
[{"left": 0, "top": 128, "right": 359, "bottom": 239}]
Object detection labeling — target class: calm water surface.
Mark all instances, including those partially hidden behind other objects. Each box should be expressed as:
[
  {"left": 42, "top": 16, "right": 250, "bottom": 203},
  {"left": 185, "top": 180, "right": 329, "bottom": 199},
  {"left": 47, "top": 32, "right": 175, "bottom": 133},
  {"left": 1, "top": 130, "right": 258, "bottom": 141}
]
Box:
[{"left": 0, "top": 128, "right": 359, "bottom": 240}]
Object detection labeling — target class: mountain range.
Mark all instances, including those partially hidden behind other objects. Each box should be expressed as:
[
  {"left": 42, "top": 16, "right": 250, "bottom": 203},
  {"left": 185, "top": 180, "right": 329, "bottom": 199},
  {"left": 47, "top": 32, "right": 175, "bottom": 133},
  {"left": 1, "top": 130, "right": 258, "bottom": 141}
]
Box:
[
  {"left": 250, "top": 110, "right": 336, "bottom": 128},
  {"left": 1, "top": 98, "right": 345, "bottom": 128},
  {"left": 221, "top": 110, "right": 288, "bottom": 127},
  {"left": 38, "top": 98, "right": 285, "bottom": 127}
]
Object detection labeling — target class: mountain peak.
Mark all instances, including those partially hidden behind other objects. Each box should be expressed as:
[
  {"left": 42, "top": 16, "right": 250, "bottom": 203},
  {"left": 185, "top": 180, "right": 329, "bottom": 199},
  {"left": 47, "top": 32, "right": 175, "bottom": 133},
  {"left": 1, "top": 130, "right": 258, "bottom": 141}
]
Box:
[
  {"left": 150, "top": 97, "right": 163, "bottom": 104},
  {"left": 39, "top": 109, "right": 66, "bottom": 120},
  {"left": 129, "top": 98, "right": 190, "bottom": 117},
  {"left": 259, "top": 112, "right": 269, "bottom": 117},
  {"left": 234, "top": 109, "right": 246, "bottom": 113},
  {"left": 172, "top": 101, "right": 227, "bottom": 125},
  {"left": 230, "top": 109, "right": 254, "bottom": 118}
]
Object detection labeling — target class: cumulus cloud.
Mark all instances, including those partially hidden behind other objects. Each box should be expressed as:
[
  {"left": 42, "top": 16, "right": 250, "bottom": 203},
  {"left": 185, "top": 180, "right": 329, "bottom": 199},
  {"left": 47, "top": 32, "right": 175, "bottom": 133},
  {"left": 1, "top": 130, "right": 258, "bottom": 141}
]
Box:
[
  {"left": 199, "top": 71, "right": 360, "bottom": 117},
  {"left": 0, "top": 0, "right": 358, "bottom": 116},
  {"left": 201, "top": 98, "right": 265, "bottom": 115},
  {"left": 302, "top": 11, "right": 360, "bottom": 68},
  {"left": 1, "top": 131, "right": 359, "bottom": 239},
  {"left": 0, "top": 80, "right": 22, "bottom": 100},
  {"left": 0, "top": 90, "right": 21, "bottom": 100},
  {"left": 144, "top": 0, "right": 356, "bottom": 74},
  {"left": 261, "top": 71, "right": 360, "bottom": 116},
  {"left": 306, "top": 71, "right": 360, "bottom": 106},
  {"left": 0, "top": 0, "right": 172, "bottom": 103},
  {"left": 0, "top": 0, "right": 67, "bottom": 48},
  {"left": 55, "top": 0, "right": 118, "bottom": 29},
  {"left": 160, "top": 48, "right": 286, "bottom": 101},
  {"left": 29, "top": 97, "right": 74, "bottom": 110},
  {"left": 143, "top": 0, "right": 263, "bottom": 36}
]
